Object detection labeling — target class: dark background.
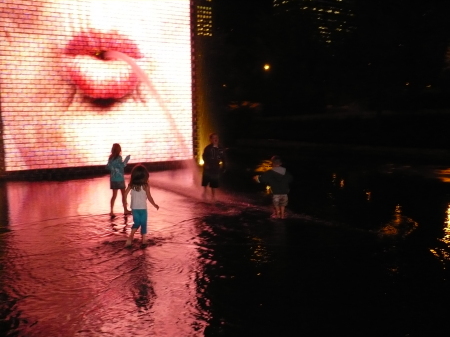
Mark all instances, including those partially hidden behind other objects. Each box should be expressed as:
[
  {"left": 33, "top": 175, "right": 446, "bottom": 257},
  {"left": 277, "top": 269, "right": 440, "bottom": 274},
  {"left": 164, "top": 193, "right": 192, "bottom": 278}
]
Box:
[{"left": 203, "top": 0, "right": 450, "bottom": 149}]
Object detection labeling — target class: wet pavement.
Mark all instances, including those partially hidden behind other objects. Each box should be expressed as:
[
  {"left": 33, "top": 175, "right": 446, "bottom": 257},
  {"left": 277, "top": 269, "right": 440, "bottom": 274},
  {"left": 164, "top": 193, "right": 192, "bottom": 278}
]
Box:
[{"left": 1, "top": 147, "right": 450, "bottom": 336}]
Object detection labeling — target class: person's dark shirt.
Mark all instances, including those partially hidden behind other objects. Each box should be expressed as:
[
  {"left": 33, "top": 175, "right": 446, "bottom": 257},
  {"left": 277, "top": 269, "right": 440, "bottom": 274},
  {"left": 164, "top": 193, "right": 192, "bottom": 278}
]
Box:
[{"left": 202, "top": 144, "right": 225, "bottom": 173}]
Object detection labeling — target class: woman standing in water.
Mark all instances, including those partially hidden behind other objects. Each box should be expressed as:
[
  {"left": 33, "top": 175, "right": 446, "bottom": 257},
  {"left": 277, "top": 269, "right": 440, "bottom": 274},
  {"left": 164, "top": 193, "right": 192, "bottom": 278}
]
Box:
[
  {"left": 254, "top": 156, "right": 293, "bottom": 219},
  {"left": 201, "top": 133, "right": 226, "bottom": 201},
  {"left": 106, "top": 143, "right": 131, "bottom": 217},
  {"left": 125, "top": 164, "right": 159, "bottom": 246}
]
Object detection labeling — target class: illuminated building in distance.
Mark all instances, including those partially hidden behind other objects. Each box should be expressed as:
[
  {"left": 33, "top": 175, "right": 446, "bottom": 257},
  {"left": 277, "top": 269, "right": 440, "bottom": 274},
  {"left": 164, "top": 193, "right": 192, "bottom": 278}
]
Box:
[
  {"left": 192, "top": 0, "right": 216, "bottom": 162},
  {"left": 196, "top": 0, "right": 213, "bottom": 37},
  {"left": 273, "top": 0, "right": 356, "bottom": 44}
]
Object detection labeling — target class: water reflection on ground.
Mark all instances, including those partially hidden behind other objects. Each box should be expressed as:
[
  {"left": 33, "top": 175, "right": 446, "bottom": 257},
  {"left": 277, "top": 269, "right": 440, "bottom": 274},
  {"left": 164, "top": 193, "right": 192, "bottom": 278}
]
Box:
[
  {"left": 1, "top": 173, "right": 210, "bottom": 336},
  {"left": 1, "top": 153, "right": 450, "bottom": 336}
]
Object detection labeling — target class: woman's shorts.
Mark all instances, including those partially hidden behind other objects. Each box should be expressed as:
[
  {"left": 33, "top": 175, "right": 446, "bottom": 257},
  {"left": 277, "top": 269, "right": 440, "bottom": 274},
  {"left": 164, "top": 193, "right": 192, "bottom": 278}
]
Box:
[
  {"left": 110, "top": 181, "right": 125, "bottom": 189},
  {"left": 201, "top": 171, "right": 220, "bottom": 188},
  {"left": 272, "top": 194, "right": 288, "bottom": 207},
  {"left": 131, "top": 209, "right": 148, "bottom": 234}
]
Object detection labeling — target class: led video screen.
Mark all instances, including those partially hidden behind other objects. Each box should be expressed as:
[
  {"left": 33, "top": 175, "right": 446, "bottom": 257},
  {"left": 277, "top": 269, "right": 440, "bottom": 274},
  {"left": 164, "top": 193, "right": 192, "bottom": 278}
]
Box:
[{"left": 0, "top": 0, "right": 193, "bottom": 172}]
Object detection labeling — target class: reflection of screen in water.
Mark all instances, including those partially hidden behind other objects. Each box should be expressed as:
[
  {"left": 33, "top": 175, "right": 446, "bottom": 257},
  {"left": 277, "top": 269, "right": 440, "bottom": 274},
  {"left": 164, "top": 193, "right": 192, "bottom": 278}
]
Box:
[{"left": 0, "top": 0, "right": 193, "bottom": 172}]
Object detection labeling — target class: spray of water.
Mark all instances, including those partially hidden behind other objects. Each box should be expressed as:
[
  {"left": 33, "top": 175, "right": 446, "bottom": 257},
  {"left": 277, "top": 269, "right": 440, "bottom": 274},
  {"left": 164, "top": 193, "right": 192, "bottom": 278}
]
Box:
[
  {"left": 103, "top": 50, "right": 190, "bottom": 151},
  {"left": 103, "top": 51, "right": 203, "bottom": 196}
]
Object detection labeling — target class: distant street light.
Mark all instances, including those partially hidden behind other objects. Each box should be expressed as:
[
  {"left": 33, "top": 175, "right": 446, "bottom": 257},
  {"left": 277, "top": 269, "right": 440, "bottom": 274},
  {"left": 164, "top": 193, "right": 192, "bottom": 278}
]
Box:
[{"left": 263, "top": 64, "right": 270, "bottom": 71}]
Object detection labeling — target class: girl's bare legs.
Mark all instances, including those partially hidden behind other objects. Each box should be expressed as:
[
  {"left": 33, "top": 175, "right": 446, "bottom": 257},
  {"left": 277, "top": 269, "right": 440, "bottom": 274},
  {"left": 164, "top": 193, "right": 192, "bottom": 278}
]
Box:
[
  {"left": 202, "top": 186, "right": 216, "bottom": 202},
  {"left": 142, "top": 234, "right": 147, "bottom": 245},
  {"left": 280, "top": 206, "right": 286, "bottom": 219},
  {"left": 274, "top": 205, "right": 281, "bottom": 218},
  {"left": 110, "top": 189, "right": 119, "bottom": 216},
  {"left": 126, "top": 228, "right": 138, "bottom": 246},
  {"left": 120, "top": 188, "right": 131, "bottom": 214}
]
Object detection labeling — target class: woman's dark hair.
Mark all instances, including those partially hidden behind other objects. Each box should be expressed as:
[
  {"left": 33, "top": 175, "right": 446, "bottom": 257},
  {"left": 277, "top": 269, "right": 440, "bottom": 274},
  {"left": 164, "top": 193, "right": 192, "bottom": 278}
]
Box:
[
  {"left": 109, "top": 143, "right": 122, "bottom": 160},
  {"left": 129, "top": 164, "right": 149, "bottom": 191}
]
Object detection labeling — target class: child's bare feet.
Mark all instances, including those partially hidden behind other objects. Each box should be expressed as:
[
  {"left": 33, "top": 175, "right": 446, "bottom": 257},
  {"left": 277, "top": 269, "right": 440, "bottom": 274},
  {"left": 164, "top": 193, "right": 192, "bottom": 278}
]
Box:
[
  {"left": 125, "top": 239, "right": 132, "bottom": 247},
  {"left": 124, "top": 210, "right": 132, "bottom": 215},
  {"left": 110, "top": 213, "right": 116, "bottom": 218}
]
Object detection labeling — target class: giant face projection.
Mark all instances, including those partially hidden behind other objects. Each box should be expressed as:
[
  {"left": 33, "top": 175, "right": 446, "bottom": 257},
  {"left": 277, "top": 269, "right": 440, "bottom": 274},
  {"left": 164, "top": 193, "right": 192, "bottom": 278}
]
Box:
[{"left": 0, "top": 0, "right": 193, "bottom": 172}]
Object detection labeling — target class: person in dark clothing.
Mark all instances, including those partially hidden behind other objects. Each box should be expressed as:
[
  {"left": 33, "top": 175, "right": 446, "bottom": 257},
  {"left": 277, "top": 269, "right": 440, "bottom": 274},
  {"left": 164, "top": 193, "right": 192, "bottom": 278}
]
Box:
[
  {"left": 254, "top": 155, "right": 293, "bottom": 219},
  {"left": 201, "top": 133, "right": 226, "bottom": 200}
]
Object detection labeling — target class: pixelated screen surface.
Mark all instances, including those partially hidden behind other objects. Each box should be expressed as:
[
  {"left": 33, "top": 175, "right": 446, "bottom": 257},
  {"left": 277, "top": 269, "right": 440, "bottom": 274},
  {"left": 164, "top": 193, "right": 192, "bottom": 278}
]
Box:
[{"left": 0, "top": 0, "right": 193, "bottom": 172}]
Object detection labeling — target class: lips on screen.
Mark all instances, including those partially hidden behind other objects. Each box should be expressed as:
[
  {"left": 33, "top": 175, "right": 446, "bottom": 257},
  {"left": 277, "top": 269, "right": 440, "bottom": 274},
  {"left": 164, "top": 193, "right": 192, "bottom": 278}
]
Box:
[{"left": 0, "top": 0, "right": 193, "bottom": 172}]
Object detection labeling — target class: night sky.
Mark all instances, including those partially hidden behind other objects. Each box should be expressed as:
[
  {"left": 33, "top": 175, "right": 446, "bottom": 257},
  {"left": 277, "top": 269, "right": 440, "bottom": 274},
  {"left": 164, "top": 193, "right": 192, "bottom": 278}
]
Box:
[
  {"left": 211, "top": 0, "right": 450, "bottom": 111},
  {"left": 207, "top": 0, "right": 450, "bottom": 147}
]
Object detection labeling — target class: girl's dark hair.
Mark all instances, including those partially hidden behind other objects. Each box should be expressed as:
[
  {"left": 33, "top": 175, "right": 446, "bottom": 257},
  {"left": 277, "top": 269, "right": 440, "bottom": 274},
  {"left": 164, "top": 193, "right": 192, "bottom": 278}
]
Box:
[
  {"left": 129, "top": 164, "right": 149, "bottom": 191},
  {"left": 109, "top": 143, "right": 122, "bottom": 160}
]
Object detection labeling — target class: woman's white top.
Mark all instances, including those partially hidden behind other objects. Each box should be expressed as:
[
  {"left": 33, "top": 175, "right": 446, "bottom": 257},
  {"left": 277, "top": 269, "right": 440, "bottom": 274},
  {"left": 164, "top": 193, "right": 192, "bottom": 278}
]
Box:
[{"left": 131, "top": 188, "right": 147, "bottom": 209}]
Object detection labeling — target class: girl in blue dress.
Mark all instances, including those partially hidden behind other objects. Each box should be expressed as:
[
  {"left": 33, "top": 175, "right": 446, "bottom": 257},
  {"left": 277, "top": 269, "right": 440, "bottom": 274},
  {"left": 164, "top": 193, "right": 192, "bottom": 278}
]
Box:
[{"left": 106, "top": 143, "right": 131, "bottom": 217}]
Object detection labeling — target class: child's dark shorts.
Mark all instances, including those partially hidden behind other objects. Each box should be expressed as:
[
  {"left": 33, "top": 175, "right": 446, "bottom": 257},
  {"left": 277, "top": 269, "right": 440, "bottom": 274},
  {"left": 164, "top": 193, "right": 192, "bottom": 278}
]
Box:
[
  {"left": 202, "top": 170, "right": 220, "bottom": 188},
  {"left": 110, "top": 181, "right": 126, "bottom": 189}
]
